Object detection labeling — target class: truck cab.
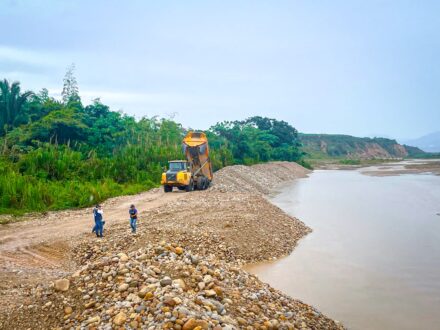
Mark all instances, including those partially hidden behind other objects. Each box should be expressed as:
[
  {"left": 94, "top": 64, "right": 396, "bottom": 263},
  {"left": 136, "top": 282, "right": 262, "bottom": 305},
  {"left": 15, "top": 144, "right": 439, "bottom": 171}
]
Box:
[{"left": 161, "top": 160, "right": 193, "bottom": 192}]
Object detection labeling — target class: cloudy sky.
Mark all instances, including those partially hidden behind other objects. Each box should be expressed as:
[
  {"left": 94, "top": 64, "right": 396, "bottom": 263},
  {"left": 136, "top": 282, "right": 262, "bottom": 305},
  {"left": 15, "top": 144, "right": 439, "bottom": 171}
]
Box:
[{"left": 1, "top": 0, "right": 439, "bottom": 139}]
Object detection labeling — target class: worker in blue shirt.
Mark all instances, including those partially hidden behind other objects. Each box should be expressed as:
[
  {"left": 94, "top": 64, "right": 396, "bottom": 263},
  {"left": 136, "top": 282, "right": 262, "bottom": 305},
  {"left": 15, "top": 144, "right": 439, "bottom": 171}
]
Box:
[
  {"left": 129, "top": 204, "right": 138, "bottom": 233},
  {"left": 92, "top": 204, "right": 104, "bottom": 237}
]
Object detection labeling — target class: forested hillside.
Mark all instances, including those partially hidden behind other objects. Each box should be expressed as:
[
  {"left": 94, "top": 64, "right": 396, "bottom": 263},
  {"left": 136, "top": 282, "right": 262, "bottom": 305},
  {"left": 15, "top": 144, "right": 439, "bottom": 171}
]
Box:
[
  {"left": 300, "top": 133, "right": 427, "bottom": 159},
  {"left": 0, "top": 71, "right": 304, "bottom": 214}
]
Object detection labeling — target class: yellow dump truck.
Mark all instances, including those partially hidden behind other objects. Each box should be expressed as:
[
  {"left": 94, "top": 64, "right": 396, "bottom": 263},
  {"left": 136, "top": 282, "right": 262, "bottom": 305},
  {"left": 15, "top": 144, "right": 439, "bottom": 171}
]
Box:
[{"left": 161, "top": 131, "right": 213, "bottom": 192}]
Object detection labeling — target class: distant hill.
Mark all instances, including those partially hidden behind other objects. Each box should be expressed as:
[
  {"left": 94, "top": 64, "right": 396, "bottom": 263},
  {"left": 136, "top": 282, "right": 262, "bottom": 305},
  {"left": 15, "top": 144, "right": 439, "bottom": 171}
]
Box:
[
  {"left": 402, "top": 131, "right": 440, "bottom": 152},
  {"left": 300, "top": 133, "right": 427, "bottom": 159}
]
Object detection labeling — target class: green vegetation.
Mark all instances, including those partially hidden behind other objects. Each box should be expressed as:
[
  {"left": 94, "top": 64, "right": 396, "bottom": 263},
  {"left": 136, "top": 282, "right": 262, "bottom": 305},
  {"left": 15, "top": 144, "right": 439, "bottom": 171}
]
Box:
[
  {"left": 338, "top": 159, "right": 361, "bottom": 165},
  {"left": 0, "top": 71, "right": 304, "bottom": 215},
  {"left": 404, "top": 144, "right": 440, "bottom": 159},
  {"left": 0, "top": 79, "right": 34, "bottom": 136},
  {"left": 209, "top": 116, "right": 303, "bottom": 165},
  {"left": 299, "top": 133, "right": 426, "bottom": 160}
]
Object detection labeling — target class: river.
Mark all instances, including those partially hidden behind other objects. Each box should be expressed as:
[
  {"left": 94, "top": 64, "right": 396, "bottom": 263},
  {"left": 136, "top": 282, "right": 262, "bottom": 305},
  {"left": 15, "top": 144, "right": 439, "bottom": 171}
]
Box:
[{"left": 246, "top": 165, "right": 440, "bottom": 329}]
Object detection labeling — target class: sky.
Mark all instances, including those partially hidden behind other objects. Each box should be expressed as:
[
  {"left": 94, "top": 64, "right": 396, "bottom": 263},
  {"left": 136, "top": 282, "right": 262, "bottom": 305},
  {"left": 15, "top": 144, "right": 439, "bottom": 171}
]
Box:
[{"left": 1, "top": 0, "right": 439, "bottom": 140}]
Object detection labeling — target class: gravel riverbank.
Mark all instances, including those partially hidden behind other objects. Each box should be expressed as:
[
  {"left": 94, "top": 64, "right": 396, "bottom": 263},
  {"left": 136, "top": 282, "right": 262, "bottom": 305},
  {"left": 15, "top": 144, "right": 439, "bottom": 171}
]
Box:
[{"left": 0, "top": 162, "right": 343, "bottom": 329}]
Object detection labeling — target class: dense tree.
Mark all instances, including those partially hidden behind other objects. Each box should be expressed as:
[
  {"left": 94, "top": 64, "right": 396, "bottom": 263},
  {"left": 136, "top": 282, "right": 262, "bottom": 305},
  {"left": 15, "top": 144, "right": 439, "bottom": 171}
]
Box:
[
  {"left": 210, "top": 116, "right": 303, "bottom": 164},
  {"left": 0, "top": 79, "right": 34, "bottom": 135}
]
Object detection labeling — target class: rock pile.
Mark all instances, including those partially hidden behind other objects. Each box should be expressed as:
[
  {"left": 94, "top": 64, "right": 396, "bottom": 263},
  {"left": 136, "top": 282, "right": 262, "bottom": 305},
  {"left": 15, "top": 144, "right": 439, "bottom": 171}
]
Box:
[
  {"left": 6, "top": 242, "right": 342, "bottom": 329},
  {"left": 142, "top": 192, "right": 311, "bottom": 263},
  {"left": 211, "top": 162, "right": 310, "bottom": 194}
]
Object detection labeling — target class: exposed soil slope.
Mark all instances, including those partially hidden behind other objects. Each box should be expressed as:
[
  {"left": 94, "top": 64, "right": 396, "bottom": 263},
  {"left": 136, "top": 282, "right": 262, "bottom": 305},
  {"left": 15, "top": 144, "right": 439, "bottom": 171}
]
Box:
[{"left": 300, "top": 133, "right": 424, "bottom": 159}]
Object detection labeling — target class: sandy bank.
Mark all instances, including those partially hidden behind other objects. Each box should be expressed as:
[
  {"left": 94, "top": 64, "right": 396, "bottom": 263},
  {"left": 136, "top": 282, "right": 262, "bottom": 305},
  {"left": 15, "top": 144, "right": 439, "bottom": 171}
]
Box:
[
  {"left": 0, "top": 162, "right": 343, "bottom": 329},
  {"left": 360, "top": 159, "right": 440, "bottom": 176}
]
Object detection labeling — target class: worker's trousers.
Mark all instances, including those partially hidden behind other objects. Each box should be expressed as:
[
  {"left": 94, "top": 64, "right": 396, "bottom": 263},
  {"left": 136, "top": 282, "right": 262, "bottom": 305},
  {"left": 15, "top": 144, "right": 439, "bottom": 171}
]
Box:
[
  {"left": 95, "top": 219, "right": 103, "bottom": 237},
  {"left": 130, "top": 218, "right": 137, "bottom": 233}
]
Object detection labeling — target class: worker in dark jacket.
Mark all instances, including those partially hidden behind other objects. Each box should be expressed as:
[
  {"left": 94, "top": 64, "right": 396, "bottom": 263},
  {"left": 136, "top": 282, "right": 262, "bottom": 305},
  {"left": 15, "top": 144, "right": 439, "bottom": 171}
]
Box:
[
  {"left": 129, "top": 204, "right": 138, "bottom": 233},
  {"left": 92, "top": 204, "right": 104, "bottom": 237}
]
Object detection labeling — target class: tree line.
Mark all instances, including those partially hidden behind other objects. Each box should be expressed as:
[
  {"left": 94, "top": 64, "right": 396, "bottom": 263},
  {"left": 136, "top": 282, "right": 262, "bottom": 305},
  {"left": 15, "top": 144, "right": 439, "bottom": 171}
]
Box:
[{"left": 0, "top": 68, "right": 305, "bottom": 215}]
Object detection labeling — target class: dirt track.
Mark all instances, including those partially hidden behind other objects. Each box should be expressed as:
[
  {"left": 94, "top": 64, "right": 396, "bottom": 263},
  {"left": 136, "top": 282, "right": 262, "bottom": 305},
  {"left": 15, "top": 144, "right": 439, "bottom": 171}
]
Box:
[
  {"left": 0, "top": 189, "right": 183, "bottom": 253},
  {"left": 0, "top": 188, "right": 186, "bottom": 316},
  {"left": 0, "top": 188, "right": 186, "bottom": 276}
]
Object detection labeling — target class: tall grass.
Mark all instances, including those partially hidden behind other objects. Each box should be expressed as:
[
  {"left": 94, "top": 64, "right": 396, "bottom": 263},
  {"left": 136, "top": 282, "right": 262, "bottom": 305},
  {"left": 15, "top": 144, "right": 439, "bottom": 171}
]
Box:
[
  {"left": 0, "top": 141, "right": 179, "bottom": 215},
  {"left": 0, "top": 168, "right": 157, "bottom": 215}
]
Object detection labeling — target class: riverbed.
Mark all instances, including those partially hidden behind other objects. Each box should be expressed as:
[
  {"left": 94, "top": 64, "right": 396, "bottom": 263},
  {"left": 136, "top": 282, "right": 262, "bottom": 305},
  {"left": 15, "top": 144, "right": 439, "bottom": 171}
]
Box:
[{"left": 246, "top": 164, "right": 440, "bottom": 329}]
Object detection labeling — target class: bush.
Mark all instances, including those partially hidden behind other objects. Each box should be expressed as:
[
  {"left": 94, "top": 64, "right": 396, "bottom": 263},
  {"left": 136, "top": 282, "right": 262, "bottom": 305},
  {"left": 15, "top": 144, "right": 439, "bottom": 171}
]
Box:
[{"left": 339, "top": 159, "right": 361, "bottom": 165}]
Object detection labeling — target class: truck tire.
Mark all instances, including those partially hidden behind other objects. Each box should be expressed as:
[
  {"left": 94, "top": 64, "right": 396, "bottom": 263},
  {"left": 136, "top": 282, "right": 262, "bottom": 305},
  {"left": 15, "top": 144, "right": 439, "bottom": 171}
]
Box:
[
  {"left": 185, "top": 180, "right": 194, "bottom": 192},
  {"left": 164, "top": 185, "right": 172, "bottom": 193},
  {"left": 202, "top": 177, "right": 210, "bottom": 190},
  {"left": 196, "top": 178, "right": 204, "bottom": 190}
]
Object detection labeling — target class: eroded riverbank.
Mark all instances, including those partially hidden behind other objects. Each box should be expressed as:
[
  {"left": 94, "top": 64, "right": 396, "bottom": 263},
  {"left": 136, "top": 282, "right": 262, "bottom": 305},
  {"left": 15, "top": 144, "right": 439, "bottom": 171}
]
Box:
[{"left": 0, "top": 162, "right": 343, "bottom": 329}]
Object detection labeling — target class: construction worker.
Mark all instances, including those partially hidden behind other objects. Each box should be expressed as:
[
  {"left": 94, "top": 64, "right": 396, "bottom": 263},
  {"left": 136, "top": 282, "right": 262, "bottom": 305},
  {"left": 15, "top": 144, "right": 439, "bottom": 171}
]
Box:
[
  {"left": 129, "top": 204, "right": 138, "bottom": 233},
  {"left": 92, "top": 205, "right": 98, "bottom": 233},
  {"left": 93, "top": 204, "right": 104, "bottom": 237}
]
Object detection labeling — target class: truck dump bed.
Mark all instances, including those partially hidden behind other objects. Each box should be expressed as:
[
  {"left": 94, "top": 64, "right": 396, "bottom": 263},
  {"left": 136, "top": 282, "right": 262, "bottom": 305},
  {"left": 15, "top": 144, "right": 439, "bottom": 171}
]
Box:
[{"left": 182, "top": 132, "right": 213, "bottom": 181}]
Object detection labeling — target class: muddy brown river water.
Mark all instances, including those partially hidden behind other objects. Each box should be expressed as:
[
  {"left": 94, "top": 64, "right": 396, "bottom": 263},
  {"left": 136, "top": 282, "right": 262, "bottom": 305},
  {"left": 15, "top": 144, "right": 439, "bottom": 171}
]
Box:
[{"left": 246, "top": 164, "right": 440, "bottom": 330}]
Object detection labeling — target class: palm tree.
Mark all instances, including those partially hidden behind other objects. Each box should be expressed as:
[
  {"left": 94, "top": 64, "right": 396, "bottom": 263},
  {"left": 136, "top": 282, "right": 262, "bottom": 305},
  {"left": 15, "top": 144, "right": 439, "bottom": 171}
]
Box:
[{"left": 0, "top": 79, "right": 34, "bottom": 134}]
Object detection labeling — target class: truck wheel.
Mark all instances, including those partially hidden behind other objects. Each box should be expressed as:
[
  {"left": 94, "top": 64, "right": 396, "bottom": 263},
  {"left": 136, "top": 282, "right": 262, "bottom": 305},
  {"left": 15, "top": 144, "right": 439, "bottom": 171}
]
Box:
[
  {"left": 201, "top": 177, "right": 210, "bottom": 190},
  {"left": 185, "top": 180, "right": 194, "bottom": 192},
  {"left": 196, "top": 178, "right": 204, "bottom": 190},
  {"left": 164, "top": 185, "right": 172, "bottom": 193}
]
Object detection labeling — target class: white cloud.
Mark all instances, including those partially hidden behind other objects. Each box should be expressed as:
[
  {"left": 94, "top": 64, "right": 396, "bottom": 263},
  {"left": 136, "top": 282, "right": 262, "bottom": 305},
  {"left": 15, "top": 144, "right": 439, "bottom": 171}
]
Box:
[
  {"left": 0, "top": 45, "right": 65, "bottom": 68},
  {"left": 46, "top": 89, "right": 191, "bottom": 106}
]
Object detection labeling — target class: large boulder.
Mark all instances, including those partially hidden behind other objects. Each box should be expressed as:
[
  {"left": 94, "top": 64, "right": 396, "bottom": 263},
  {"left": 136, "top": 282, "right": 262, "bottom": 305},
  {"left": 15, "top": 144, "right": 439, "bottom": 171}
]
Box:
[
  {"left": 113, "top": 312, "right": 127, "bottom": 325},
  {"left": 54, "top": 279, "right": 70, "bottom": 292},
  {"left": 183, "top": 319, "right": 209, "bottom": 330}
]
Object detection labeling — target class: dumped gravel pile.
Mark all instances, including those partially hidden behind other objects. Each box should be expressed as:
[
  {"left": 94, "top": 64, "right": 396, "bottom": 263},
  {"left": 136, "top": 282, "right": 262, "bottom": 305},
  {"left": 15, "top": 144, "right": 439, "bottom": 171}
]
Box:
[
  {"left": 143, "top": 192, "right": 310, "bottom": 263},
  {"left": 64, "top": 192, "right": 310, "bottom": 266},
  {"left": 5, "top": 242, "right": 342, "bottom": 330},
  {"left": 211, "top": 162, "right": 310, "bottom": 194}
]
